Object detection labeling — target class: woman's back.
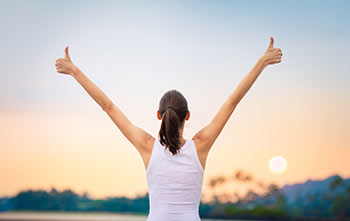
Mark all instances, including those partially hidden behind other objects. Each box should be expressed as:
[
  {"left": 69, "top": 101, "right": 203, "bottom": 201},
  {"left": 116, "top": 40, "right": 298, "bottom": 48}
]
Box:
[{"left": 146, "top": 139, "right": 204, "bottom": 221}]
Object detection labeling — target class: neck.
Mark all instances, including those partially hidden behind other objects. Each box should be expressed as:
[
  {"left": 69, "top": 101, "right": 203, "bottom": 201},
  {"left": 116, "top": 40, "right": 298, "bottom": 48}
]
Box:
[{"left": 179, "top": 126, "right": 185, "bottom": 144}]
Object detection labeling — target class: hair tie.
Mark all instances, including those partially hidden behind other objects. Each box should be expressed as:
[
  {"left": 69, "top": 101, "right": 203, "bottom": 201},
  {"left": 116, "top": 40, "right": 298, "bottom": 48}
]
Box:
[{"left": 166, "top": 106, "right": 174, "bottom": 111}]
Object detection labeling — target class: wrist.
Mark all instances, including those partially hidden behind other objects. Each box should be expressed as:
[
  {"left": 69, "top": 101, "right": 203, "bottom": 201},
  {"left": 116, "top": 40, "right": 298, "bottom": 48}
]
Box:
[
  {"left": 70, "top": 65, "right": 81, "bottom": 78},
  {"left": 258, "top": 56, "right": 268, "bottom": 69}
]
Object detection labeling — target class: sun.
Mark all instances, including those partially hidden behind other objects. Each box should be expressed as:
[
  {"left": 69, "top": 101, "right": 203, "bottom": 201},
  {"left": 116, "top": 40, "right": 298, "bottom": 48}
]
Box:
[{"left": 268, "top": 156, "right": 287, "bottom": 175}]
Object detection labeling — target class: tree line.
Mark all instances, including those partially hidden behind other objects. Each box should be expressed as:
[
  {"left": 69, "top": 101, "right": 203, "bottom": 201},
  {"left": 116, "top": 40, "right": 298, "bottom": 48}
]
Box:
[{"left": 0, "top": 172, "right": 349, "bottom": 220}]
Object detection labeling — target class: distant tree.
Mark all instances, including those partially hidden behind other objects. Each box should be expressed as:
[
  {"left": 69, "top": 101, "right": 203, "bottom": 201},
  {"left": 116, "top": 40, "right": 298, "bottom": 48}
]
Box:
[
  {"left": 10, "top": 188, "right": 80, "bottom": 210},
  {"left": 329, "top": 176, "right": 350, "bottom": 218},
  {"left": 233, "top": 170, "right": 253, "bottom": 182},
  {"left": 208, "top": 175, "right": 227, "bottom": 189},
  {"left": 329, "top": 175, "right": 343, "bottom": 191},
  {"left": 0, "top": 197, "right": 12, "bottom": 211}
]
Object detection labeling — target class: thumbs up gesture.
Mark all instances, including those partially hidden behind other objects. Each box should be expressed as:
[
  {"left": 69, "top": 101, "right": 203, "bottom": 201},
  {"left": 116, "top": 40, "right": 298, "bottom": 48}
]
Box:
[
  {"left": 55, "top": 46, "right": 77, "bottom": 75},
  {"left": 261, "top": 37, "right": 283, "bottom": 66}
]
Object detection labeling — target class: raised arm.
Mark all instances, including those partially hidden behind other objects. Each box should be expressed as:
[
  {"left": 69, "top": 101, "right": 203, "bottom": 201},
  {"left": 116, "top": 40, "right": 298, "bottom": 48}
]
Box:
[
  {"left": 55, "top": 47, "right": 155, "bottom": 160},
  {"left": 192, "top": 37, "right": 282, "bottom": 164}
]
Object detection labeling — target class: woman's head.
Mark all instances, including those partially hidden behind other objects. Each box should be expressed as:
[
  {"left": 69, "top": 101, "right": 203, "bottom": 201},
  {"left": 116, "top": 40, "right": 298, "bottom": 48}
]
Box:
[{"left": 158, "top": 89, "right": 190, "bottom": 155}]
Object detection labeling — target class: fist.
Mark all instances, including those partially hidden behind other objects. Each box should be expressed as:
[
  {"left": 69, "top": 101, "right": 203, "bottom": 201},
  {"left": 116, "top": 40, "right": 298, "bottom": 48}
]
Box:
[
  {"left": 262, "top": 37, "right": 283, "bottom": 65},
  {"left": 55, "top": 46, "right": 76, "bottom": 75}
]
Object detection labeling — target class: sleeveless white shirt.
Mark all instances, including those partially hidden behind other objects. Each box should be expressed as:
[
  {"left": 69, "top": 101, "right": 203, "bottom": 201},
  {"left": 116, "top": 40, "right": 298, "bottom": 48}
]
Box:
[{"left": 146, "top": 139, "right": 204, "bottom": 221}]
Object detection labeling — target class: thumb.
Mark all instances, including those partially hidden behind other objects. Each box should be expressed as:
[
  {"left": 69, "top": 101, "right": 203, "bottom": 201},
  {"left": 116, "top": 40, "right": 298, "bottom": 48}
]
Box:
[
  {"left": 65, "top": 46, "right": 71, "bottom": 60},
  {"left": 268, "top": 36, "right": 274, "bottom": 49}
]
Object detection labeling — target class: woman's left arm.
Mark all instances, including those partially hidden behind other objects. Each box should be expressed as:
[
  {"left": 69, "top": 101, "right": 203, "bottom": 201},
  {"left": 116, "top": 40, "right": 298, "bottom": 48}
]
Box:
[{"left": 55, "top": 47, "right": 155, "bottom": 154}]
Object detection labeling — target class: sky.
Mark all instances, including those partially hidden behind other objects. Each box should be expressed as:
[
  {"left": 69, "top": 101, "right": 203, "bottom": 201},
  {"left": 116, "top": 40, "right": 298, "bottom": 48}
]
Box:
[{"left": 0, "top": 0, "right": 349, "bottom": 200}]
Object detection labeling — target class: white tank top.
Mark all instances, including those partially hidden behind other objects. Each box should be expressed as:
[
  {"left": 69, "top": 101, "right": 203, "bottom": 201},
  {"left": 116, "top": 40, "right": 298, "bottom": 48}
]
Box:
[{"left": 146, "top": 139, "right": 204, "bottom": 221}]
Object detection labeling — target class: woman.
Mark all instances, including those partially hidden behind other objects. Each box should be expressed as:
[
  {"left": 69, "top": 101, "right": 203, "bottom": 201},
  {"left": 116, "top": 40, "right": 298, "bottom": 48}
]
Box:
[{"left": 55, "top": 37, "right": 282, "bottom": 220}]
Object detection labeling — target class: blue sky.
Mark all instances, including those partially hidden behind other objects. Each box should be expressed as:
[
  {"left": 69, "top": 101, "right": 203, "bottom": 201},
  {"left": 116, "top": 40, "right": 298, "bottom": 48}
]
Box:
[{"left": 1, "top": 0, "right": 349, "bottom": 110}]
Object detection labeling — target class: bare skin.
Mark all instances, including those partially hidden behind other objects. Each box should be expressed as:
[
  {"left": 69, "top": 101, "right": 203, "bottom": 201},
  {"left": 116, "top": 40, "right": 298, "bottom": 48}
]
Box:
[{"left": 55, "top": 37, "right": 282, "bottom": 171}]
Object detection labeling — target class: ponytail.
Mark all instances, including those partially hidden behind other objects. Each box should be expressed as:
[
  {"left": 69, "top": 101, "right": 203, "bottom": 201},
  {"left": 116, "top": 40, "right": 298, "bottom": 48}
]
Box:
[
  {"left": 159, "top": 107, "right": 181, "bottom": 155},
  {"left": 158, "top": 90, "right": 189, "bottom": 155}
]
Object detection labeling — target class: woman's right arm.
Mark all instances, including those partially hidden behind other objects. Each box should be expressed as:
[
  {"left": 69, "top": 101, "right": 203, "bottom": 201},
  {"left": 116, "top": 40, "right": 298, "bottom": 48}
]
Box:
[
  {"left": 192, "top": 37, "right": 283, "bottom": 163},
  {"left": 55, "top": 47, "right": 155, "bottom": 161}
]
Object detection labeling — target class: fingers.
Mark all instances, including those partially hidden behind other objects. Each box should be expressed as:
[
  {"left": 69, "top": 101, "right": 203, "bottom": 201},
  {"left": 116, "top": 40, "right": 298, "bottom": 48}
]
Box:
[
  {"left": 55, "top": 58, "right": 62, "bottom": 66},
  {"left": 55, "top": 61, "right": 61, "bottom": 71},
  {"left": 274, "top": 59, "right": 282, "bottom": 64},
  {"left": 270, "top": 59, "right": 281, "bottom": 65},
  {"left": 276, "top": 49, "right": 282, "bottom": 56},
  {"left": 268, "top": 36, "right": 274, "bottom": 49},
  {"left": 55, "top": 47, "right": 72, "bottom": 74},
  {"left": 65, "top": 46, "right": 71, "bottom": 60},
  {"left": 273, "top": 48, "right": 282, "bottom": 55},
  {"left": 55, "top": 59, "right": 64, "bottom": 72},
  {"left": 271, "top": 56, "right": 282, "bottom": 64}
]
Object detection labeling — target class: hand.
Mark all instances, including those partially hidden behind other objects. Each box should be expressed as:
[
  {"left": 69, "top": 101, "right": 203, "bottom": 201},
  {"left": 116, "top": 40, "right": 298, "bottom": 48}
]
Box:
[
  {"left": 261, "top": 37, "right": 283, "bottom": 66},
  {"left": 55, "top": 46, "right": 77, "bottom": 75}
]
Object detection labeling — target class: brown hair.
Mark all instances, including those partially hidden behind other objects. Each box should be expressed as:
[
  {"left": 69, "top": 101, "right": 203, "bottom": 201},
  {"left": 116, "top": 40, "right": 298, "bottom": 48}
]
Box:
[{"left": 158, "top": 89, "right": 189, "bottom": 155}]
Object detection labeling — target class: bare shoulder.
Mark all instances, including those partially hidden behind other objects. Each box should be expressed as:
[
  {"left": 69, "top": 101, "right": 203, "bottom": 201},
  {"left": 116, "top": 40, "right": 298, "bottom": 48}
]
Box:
[
  {"left": 144, "top": 135, "right": 156, "bottom": 155},
  {"left": 192, "top": 134, "right": 211, "bottom": 155},
  {"left": 192, "top": 135, "right": 203, "bottom": 152},
  {"left": 192, "top": 135, "right": 210, "bottom": 170},
  {"left": 141, "top": 135, "right": 156, "bottom": 170}
]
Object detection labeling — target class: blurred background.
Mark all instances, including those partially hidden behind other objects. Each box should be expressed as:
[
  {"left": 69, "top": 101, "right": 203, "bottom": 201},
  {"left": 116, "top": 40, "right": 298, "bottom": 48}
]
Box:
[{"left": 0, "top": 0, "right": 349, "bottom": 220}]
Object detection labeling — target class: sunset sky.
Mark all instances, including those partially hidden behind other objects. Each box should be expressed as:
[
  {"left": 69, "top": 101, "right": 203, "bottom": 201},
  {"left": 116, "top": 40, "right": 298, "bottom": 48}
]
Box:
[{"left": 1, "top": 0, "right": 349, "bottom": 200}]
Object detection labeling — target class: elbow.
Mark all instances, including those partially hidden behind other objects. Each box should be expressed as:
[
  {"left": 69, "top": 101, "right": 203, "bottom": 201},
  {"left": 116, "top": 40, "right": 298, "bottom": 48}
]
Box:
[
  {"left": 102, "top": 101, "right": 114, "bottom": 112},
  {"left": 231, "top": 95, "right": 241, "bottom": 108}
]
